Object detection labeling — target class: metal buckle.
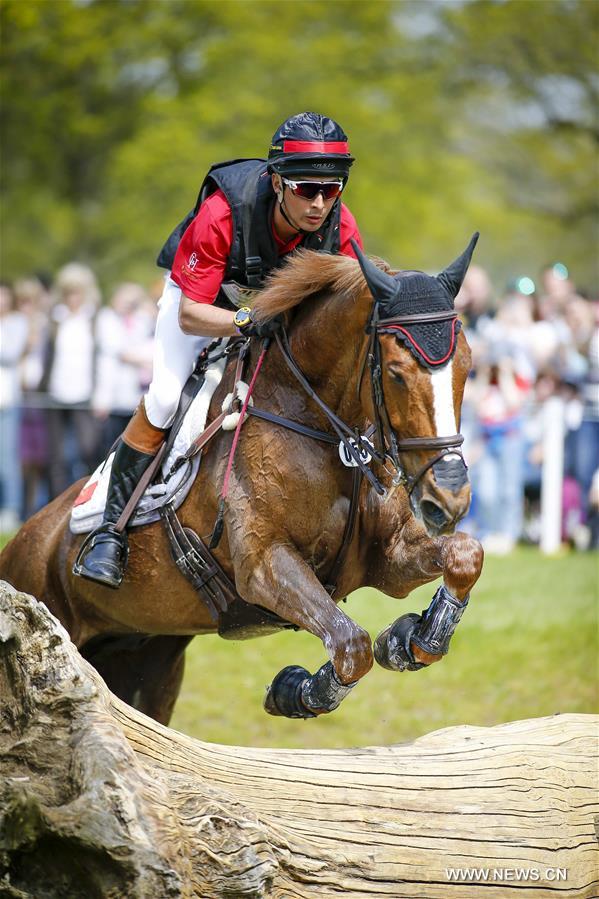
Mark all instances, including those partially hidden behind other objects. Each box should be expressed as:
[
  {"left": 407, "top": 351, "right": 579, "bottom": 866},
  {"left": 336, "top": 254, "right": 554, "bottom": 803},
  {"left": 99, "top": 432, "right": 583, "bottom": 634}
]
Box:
[{"left": 245, "top": 256, "right": 263, "bottom": 286}]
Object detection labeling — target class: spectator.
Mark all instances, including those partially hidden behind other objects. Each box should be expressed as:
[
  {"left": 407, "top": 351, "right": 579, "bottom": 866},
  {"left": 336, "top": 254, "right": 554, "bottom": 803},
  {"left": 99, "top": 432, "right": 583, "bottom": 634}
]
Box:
[
  {"left": 41, "top": 263, "right": 103, "bottom": 498},
  {"left": 572, "top": 310, "right": 599, "bottom": 545},
  {"left": 14, "top": 277, "right": 52, "bottom": 520},
  {"left": 468, "top": 320, "right": 534, "bottom": 553},
  {"left": 456, "top": 264, "right": 496, "bottom": 534},
  {"left": 588, "top": 468, "right": 599, "bottom": 550},
  {"left": 539, "top": 262, "right": 576, "bottom": 320},
  {"left": 455, "top": 263, "right": 495, "bottom": 334},
  {"left": 93, "top": 282, "right": 156, "bottom": 456},
  {"left": 0, "top": 282, "right": 29, "bottom": 531}
]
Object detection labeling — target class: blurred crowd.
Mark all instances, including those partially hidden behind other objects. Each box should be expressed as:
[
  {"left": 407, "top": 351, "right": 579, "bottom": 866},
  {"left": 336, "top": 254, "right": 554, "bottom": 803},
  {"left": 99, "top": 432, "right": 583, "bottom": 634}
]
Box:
[
  {"left": 0, "top": 265, "right": 158, "bottom": 532},
  {"left": 457, "top": 263, "right": 598, "bottom": 553},
  {"left": 0, "top": 260, "right": 597, "bottom": 551}
]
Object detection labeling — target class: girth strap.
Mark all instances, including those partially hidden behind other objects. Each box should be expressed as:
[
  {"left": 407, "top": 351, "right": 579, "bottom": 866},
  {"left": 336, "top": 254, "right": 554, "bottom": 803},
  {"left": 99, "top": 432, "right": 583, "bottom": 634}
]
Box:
[{"left": 161, "top": 503, "right": 235, "bottom": 622}]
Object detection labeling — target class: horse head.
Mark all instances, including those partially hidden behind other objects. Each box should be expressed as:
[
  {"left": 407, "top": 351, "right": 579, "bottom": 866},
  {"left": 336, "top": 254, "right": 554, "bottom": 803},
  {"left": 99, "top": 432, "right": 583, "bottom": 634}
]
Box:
[{"left": 353, "top": 234, "right": 478, "bottom": 535}]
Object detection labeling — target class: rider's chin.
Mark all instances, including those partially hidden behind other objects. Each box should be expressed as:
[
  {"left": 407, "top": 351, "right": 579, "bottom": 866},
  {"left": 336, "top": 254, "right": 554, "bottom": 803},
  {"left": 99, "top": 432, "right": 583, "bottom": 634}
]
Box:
[{"left": 305, "top": 215, "right": 323, "bottom": 227}]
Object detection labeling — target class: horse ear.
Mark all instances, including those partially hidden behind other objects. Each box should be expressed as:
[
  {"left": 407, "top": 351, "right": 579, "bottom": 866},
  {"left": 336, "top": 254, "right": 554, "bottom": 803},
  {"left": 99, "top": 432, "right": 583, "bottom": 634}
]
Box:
[
  {"left": 437, "top": 232, "right": 480, "bottom": 298},
  {"left": 351, "top": 239, "right": 399, "bottom": 304}
]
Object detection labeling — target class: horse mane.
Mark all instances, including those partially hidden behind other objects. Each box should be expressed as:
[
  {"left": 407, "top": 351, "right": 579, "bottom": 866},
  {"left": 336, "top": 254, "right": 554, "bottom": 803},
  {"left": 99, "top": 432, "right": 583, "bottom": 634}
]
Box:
[{"left": 251, "top": 249, "right": 391, "bottom": 322}]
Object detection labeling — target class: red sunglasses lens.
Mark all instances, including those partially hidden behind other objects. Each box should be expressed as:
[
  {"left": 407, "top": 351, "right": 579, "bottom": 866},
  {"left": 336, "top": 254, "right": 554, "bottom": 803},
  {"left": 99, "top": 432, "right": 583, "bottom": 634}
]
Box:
[{"left": 292, "top": 181, "right": 342, "bottom": 200}]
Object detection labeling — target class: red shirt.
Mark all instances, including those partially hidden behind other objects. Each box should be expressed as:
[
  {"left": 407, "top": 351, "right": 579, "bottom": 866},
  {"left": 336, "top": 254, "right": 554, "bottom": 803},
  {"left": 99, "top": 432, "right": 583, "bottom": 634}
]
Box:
[{"left": 171, "top": 189, "right": 363, "bottom": 304}]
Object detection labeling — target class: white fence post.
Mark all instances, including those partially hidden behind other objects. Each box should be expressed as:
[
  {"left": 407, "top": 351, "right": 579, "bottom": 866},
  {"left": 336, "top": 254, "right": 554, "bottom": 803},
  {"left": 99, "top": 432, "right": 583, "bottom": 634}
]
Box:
[{"left": 540, "top": 396, "right": 565, "bottom": 554}]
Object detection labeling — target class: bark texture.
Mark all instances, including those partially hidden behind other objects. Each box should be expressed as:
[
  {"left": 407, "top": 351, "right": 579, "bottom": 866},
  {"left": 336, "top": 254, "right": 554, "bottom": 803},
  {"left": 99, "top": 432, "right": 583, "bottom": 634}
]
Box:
[{"left": 0, "top": 581, "right": 597, "bottom": 899}]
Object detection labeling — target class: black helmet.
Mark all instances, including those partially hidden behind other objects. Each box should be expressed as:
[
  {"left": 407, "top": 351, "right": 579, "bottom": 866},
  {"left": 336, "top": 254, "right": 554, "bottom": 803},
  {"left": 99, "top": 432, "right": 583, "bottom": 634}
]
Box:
[{"left": 267, "top": 112, "right": 355, "bottom": 178}]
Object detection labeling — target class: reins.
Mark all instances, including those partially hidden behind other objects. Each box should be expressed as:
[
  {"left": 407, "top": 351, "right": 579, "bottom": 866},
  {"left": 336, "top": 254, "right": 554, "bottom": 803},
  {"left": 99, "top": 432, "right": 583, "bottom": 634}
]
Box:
[
  {"left": 208, "top": 338, "right": 269, "bottom": 548},
  {"left": 185, "top": 289, "right": 466, "bottom": 588},
  {"left": 273, "top": 330, "right": 388, "bottom": 494}
]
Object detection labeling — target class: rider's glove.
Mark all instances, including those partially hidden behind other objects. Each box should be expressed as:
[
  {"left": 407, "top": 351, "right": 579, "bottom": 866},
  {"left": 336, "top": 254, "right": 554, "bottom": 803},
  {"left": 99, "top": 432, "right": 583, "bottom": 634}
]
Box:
[{"left": 234, "top": 306, "right": 282, "bottom": 339}]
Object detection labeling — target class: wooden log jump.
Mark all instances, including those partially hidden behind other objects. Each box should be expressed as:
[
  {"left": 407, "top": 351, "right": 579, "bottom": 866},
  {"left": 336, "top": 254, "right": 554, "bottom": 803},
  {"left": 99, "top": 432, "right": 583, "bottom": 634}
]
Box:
[{"left": 0, "top": 581, "right": 597, "bottom": 898}]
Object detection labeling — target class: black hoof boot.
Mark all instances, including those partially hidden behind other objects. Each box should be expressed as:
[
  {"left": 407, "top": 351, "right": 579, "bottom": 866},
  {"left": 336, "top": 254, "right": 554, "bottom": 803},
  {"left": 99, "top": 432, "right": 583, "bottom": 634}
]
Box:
[
  {"left": 300, "top": 661, "right": 357, "bottom": 714},
  {"left": 264, "top": 665, "right": 313, "bottom": 718},
  {"left": 73, "top": 526, "right": 129, "bottom": 589},
  {"left": 374, "top": 613, "right": 426, "bottom": 672}
]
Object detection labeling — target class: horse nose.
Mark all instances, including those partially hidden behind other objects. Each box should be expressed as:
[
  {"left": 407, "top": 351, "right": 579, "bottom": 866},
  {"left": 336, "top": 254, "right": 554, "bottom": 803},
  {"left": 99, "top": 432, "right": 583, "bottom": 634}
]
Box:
[
  {"left": 420, "top": 499, "right": 448, "bottom": 531},
  {"left": 419, "top": 458, "right": 471, "bottom": 534},
  {"left": 432, "top": 456, "right": 468, "bottom": 494}
]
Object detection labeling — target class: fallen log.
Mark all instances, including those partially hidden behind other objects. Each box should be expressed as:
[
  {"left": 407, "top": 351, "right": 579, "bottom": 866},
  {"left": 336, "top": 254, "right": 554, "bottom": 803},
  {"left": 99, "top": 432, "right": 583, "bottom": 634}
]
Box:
[{"left": 0, "top": 581, "right": 597, "bottom": 899}]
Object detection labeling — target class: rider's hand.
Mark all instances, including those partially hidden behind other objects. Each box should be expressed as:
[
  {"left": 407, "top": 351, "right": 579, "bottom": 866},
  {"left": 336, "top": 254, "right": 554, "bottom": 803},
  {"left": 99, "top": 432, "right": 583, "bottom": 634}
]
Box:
[{"left": 234, "top": 307, "right": 283, "bottom": 339}]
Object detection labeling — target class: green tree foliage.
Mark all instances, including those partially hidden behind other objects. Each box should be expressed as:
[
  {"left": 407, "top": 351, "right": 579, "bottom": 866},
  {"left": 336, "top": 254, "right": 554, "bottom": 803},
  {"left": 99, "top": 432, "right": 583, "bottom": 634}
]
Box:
[
  {"left": 1, "top": 0, "right": 596, "bottom": 294},
  {"left": 439, "top": 0, "right": 598, "bottom": 283}
]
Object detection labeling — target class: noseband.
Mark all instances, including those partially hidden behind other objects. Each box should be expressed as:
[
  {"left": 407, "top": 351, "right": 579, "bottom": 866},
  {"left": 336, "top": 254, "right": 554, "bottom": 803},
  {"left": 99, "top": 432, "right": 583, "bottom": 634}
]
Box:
[{"left": 358, "top": 302, "right": 466, "bottom": 495}]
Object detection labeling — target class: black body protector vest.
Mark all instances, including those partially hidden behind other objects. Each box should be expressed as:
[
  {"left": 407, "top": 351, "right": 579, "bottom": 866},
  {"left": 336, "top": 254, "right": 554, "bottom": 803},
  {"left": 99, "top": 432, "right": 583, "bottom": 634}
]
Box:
[{"left": 156, "top": 158, "right": 342, "bottom": 310}]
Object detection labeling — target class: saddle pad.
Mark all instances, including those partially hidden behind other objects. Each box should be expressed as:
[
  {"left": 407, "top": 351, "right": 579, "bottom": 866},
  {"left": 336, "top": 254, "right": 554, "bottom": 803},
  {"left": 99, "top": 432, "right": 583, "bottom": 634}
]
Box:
[{"left": 69, "top": 355, "right": 227, "bottom": 535}]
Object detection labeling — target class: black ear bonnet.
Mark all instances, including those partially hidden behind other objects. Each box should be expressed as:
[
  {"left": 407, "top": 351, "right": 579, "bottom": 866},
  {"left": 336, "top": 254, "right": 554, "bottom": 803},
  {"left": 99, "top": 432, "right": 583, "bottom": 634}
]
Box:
[{"left": 351, "top": 234, "right": 479, "bottom": 368}]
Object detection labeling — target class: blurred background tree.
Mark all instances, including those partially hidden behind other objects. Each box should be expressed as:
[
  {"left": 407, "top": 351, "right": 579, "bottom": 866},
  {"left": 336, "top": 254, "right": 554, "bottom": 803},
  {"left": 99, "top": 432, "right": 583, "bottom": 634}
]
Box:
[{"left": 1, "top": 0, "right": 596, "bottom": 294}]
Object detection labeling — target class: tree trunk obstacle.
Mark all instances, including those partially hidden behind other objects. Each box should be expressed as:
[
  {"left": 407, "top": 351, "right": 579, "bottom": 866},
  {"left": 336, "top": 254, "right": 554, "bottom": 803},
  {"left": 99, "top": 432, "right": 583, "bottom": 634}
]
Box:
[{"left": 0, "top": 581, "right": 597, "bottom": 899}]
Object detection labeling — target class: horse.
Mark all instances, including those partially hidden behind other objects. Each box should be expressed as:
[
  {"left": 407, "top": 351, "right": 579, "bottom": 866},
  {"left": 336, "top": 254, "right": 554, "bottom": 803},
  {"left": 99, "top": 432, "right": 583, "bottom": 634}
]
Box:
[{"left": 0, "top": 237, "right": 484, "bottom": 723}]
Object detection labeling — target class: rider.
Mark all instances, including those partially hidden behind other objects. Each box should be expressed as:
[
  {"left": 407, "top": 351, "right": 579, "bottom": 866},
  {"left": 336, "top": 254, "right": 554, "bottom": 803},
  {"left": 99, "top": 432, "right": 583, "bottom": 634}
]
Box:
[{"left": 73, "top": 111, "right": 364, "bottom": 588}]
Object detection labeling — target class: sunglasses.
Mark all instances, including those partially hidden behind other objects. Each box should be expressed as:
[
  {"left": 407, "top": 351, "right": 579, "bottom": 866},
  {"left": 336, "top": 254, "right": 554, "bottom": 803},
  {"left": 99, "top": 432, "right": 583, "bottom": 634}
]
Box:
[{"left": 281, "top": 177, "right": 344, "bottom": 201}]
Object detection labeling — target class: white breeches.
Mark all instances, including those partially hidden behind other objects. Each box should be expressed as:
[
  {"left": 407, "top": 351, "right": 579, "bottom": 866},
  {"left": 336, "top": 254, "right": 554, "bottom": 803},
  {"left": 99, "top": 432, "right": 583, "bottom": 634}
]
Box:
[{"left": 144, "top": 276, "right": 213, "bottom": 428}]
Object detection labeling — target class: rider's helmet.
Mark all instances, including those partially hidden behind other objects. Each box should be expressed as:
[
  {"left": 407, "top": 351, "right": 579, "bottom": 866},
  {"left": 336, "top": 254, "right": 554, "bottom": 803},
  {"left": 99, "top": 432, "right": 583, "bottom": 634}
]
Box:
[{"left": 267, "top": 112, "right": 355, "bottom": 179}]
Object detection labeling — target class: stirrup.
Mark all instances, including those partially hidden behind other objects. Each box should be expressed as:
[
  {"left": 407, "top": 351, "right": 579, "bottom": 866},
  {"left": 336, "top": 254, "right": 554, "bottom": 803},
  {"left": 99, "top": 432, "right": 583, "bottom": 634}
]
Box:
[{"left": 73, "top": 525, "right": 129, "bottom": 589}]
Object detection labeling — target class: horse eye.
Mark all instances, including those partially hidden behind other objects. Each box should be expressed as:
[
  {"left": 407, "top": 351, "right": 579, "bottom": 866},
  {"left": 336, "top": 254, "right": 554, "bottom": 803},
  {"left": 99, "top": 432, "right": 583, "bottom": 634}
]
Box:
[{"left": 388, "top": 368, "right": 405, "bottom": 385}]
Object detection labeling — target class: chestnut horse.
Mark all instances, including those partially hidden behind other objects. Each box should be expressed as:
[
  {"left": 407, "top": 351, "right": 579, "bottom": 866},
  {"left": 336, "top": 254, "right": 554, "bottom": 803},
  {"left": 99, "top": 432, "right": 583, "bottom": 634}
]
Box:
[{"left": 0, "top": 239, "right": 483, "bottom": 722}]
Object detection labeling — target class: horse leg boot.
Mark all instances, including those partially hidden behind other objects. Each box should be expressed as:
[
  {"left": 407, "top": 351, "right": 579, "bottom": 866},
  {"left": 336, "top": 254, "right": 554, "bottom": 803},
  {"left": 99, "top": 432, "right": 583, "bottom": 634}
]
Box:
[
  {"left": 374, "top": 532, "right": 483, "bottom": 672},
  {"left": 264, "top": 661, "right": 357, "bottom": 719},
  {"left": 73, "top": 400, "right": 165, "bottom": 588}
]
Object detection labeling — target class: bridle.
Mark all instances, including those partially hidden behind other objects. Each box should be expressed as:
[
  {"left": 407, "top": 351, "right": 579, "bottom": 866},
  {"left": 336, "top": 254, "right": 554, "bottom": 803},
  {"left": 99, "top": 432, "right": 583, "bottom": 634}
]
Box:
[
  {"left": 260, "top": 296, "right": 466, "bottom": 499},
  {"left": 196, "top": 299, "right": 467, "bottom": 595},
  {"left": 358, "top": 301, "right": 467, "bottom": 496}
]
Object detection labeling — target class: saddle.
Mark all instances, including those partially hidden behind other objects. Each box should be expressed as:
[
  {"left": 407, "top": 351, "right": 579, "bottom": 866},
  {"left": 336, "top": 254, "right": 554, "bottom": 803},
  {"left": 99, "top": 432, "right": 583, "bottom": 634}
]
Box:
[
  {"left": 71, "top": 332, "right": 364, "bottom": 631},
  {"left": 70, "top": 339, "right": 297, "bottom": 633},
  {"left": 70, "top": 348, "right": 229, "bottom": 535}
]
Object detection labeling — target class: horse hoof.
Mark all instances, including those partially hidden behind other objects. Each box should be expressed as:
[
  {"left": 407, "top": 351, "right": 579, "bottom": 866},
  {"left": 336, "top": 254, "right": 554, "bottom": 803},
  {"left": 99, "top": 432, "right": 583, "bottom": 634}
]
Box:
[
  {"left": 374, "top": 613, "right": 425, "bottom": 672},
  {"left": 264, "top": 665, "right": 314, "bottom": 718}
]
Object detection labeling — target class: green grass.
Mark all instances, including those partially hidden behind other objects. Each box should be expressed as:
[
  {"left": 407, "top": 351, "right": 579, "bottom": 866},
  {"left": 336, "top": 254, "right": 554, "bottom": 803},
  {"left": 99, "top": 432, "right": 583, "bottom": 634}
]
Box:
[
  {"left": 1, "top": 530, "right": 596, "bottom": 750},
  {"left": 169, "top": 547, "right": 598, "bottom": 749}
]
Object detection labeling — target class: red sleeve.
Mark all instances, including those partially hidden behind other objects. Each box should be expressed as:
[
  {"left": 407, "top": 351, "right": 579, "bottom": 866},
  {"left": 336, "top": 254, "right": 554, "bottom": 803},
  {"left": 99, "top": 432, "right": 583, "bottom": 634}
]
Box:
[
  {"left": 338, "top": 203, "right": 363, "bottom": 258},
  {"left": 170, "top": 190, "right": 233, "bottom": 304}
]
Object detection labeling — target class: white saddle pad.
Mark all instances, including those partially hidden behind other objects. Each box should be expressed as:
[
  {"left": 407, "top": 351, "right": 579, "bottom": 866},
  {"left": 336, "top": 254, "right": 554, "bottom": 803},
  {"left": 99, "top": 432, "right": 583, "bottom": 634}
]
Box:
[{"left": 69, "top": 355, "right": 227, "bottom": 534}]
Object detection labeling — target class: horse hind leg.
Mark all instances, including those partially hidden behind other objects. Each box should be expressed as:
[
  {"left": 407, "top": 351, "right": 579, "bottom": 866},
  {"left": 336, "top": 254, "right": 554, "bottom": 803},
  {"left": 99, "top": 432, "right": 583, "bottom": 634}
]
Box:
[
  {"left": 81, "top": 634, "right": 192, "bottom": 725},
  {"left": 374, "top": 531, "right": 483, "bottom": 672}
]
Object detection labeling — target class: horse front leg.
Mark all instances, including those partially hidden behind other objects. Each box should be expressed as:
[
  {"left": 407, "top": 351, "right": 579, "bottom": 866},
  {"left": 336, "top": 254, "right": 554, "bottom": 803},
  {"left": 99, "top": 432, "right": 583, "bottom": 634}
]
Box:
[
  {"left": 374, "top": 531, "right": 483, "bottom": 673},
  {"left": 237, "top": 543, "right": 373, "bottom": 719}
]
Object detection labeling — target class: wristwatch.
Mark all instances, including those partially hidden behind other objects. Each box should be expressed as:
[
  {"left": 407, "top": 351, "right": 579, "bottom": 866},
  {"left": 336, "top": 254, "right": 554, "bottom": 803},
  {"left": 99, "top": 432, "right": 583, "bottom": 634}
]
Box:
[{"left": 233, "top": 306, "right": 252, "bottom": 332}]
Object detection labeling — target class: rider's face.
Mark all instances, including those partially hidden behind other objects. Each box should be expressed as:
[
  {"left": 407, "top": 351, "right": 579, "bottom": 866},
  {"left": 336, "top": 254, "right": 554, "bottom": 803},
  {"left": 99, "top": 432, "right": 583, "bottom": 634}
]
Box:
[{"left": 272, "top": 173, "right": 341, "bottom": 232}]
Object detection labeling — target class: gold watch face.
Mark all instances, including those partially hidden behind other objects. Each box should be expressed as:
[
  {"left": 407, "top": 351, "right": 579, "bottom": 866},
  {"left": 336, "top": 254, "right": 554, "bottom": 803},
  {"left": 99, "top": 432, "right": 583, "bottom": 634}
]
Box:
[{"left": 234, "top": 306, "right": 252, "bottom": 328}]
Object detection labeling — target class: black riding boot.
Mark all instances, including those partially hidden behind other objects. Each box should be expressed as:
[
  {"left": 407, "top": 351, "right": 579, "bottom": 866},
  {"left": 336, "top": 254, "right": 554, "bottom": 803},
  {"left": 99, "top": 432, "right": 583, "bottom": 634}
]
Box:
[{"left": 73, "top": 441, "right": 156, "bottom": 588}]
